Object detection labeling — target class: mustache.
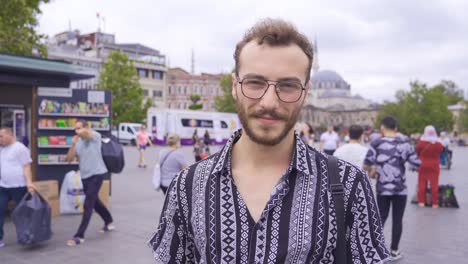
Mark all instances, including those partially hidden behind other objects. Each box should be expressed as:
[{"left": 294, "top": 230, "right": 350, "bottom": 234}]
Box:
[{"left": 250, "top": 109, "right": 287, "bottom": 120}]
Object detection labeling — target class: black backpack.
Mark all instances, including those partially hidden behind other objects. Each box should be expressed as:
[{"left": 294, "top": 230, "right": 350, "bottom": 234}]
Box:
[{"left": 101, "top": 135, "right": 125, "bottom": 173}]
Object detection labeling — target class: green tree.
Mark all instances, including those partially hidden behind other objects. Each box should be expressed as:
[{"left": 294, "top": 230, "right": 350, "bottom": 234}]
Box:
[
  {"left": 377, "top": 81, "right": 454, "bottom": 135},
  {"left": 98, "top": 51, "right": 151, "bottom": 124},
  {"left": 434, "top": 80, "right": 464, "bottom": 105},
  {"left": 214, "top": 74, "right": 237, "bottom": 113},
  {"left": 0, "top": 0, "right": 50, "bottom": 57},
  {"left": 188, "top": 94, "right": 203, "bottom": 110}
]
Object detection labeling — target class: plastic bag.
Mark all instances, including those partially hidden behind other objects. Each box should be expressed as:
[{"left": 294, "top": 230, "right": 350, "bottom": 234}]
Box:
[
  {"left": 60, "top": 170, "right": 85, "bottom": 214},
  {"left": 153, "top": 163, "right": 161, "bottom": 190},
  {"left": 12, "top": 192, "right": 52, "bottom": 245}
]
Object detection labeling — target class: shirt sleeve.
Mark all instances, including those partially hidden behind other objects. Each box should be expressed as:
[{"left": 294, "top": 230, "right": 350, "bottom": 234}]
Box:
[
  {"left": 176, "top": 152, "right": 188, "bottom": 168},
  {"left": 91, "top": 130, "right": 101, "bottom": 142},
  {"left": 347, "top": 170, "right": 390, "bottom": 263},
  {"left": 17, "top": 144, "right": 32, "bottom": 166},
  {"left": 148, "top": 173, "right": 191, "bottom": 263},
  {"left": 363, "top": 146, "right": 376, "bottom": 166},
  {"left": 403, "top": 143, "right": 421, "bottom": 167}
]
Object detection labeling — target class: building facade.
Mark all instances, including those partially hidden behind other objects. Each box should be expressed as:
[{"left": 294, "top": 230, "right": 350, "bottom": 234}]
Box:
[
  {"left": 301, "top": 41, "right": 379, "bottom": 129},
  {"left": 47, "top": 30, "right": 167, "bottom": 108},
  {"left": 166, "top": 68, "right": 223, "bottom": 112}
]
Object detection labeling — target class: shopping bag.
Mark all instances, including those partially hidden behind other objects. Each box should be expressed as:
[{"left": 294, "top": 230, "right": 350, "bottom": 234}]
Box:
[
  {"left": 153, "top": 163, "right": 161, "bottom": 190},
  {"left": 60, "top": 170, "right": 85, "bottom": 214},
  {"left": 12, "top": 192, "right": 52, "bottom": 245}
]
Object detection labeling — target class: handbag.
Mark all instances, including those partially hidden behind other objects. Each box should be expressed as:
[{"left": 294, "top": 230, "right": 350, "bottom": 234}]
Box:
[{"left": 153, "top": 150, "right": 175, "bottom": 190}]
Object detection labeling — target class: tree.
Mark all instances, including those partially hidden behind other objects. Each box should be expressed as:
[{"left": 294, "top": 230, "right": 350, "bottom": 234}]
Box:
[
  {"left": 0, "top": 0, "right": 50, "bottom": 57},
  {"left": 377, "top": 81, "right": 454, "bottom": 135},
  {"left": 98, "top": 51, "right": 151, "bottom": 125},
  {"left": 434, "top": 80, "right": 464, "bottom": 105},
  {"left": 457, "top": 103, "right": 468, "bottom": 133},
  {"left": 188, "top": 94, "right": 203, "bottom": 110},
  {"left": 214, "top": 74, "right": 237, "bottom": 113}
]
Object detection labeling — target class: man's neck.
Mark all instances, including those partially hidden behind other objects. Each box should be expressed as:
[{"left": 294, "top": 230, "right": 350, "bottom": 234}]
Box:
[
  {"left": 232, "top": 131, "right": 295, "bottom": 174},
  {"left": 349, "top": 139, "right": 361, "bottom": 144},
  {"left": 383, "top": 130, "right": 397, "bottom": 138}
]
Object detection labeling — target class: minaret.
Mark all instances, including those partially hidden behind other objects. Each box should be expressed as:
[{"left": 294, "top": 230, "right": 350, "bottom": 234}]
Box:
[
  {"left": 191, "top": 49, "right": 195, "bottom": 75},
  {"left": 312, "top": 38, "right": 320, "bottom": 74}
]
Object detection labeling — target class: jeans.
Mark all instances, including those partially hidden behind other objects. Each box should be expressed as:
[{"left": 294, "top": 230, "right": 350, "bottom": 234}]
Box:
[
  {"left": 74, "top": 173, "right": 113, "bottom": 238},
  {"left": 0, "top": 186, "right": 28, "bottom": 240},
  {"left": 377, "top": 195, "right": 407, "bottom": 251}
]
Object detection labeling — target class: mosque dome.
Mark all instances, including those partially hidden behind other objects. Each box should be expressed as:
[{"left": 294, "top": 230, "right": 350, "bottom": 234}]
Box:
[{"left": 310, "top": 70, "right": 350, "bottom": 90}]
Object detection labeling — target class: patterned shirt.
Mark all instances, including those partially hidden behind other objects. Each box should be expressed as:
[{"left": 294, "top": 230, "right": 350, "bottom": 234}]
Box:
[
  {"left": 364, "top": 137, "right": 421, "bottom": 196},
  {"left": 149, "top": 130, "right": 390, "bottom": 263}
]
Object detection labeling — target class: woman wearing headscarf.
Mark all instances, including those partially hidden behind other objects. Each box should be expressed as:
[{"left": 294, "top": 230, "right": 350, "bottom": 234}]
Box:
[{"left": 416, "top": 126, "right": 444, "bottom": 208}]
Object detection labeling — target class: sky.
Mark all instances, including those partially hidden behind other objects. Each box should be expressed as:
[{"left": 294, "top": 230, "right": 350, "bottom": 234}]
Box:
[{"left": 37, "top": 0, "right": 468, "bottom": 103}]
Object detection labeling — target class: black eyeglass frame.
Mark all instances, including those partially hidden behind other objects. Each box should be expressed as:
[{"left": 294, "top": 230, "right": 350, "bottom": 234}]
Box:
[{"left": 236, "top": 75, "right": 307, "bottom": 103}]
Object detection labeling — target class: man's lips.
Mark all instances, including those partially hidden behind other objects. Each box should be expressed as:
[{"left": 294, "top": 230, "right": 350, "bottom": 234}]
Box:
[{"left": 255, "top": 115, "right": 281, "bottom": 125}]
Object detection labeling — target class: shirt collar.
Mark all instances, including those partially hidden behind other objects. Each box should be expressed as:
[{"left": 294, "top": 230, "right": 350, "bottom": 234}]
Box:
[{"left": 211, "top": 129, "right": 311, "bottom": 176}]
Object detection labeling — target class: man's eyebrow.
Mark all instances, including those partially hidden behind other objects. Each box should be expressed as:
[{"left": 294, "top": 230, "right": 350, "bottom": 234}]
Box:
[{"left": 242, "top": 73, "right": 302, "bottom": 82}]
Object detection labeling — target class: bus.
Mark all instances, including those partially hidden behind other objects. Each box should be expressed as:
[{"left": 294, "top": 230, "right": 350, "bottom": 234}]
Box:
[{"left": 147, "top": 109, "right": 241, "bottom": 145}]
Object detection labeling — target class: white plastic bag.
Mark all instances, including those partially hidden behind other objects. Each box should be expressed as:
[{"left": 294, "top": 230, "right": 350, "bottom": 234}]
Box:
[
  {"left": 60, "top": 170, "right": 85, "bottom": 214},
  {"left": 152, "top": 163, "right": 161, "bottom": 190}
]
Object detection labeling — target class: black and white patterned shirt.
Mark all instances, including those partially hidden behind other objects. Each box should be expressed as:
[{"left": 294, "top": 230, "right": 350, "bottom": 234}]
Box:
[{"left": 149, "top": 130, "right": 390, "bottom": 263}]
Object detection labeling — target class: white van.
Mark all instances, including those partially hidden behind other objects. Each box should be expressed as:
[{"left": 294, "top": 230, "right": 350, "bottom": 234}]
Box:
[
  {"left": 147, "top": 109, "right": 240, "bottom": 145},
  {"left": 111, "top": 122, "right": 143, "bottom": 145}
]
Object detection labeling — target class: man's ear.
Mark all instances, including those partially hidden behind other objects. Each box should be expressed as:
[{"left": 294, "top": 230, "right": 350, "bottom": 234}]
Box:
[{"left": 231, "top": 72, "right": 238, "bottom": 100}]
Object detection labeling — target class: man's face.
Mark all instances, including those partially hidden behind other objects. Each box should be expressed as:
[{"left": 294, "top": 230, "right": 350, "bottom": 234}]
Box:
[
  {"left": 328, "top": 126, "right": 333, "bottom": 133},
  {"left": 0, "top": 129, "right": 12, "bottom": 146},
  {"left": 74, "top": 122, "right": 84, "bottom": 135},
  {"left": 232, "top": 41, "right": 309, "bottom": 146}
]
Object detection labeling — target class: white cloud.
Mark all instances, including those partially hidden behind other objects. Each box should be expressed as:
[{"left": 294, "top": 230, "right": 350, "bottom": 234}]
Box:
[{"left": 38, "top": 0, "right": 468, "bottom": 102}]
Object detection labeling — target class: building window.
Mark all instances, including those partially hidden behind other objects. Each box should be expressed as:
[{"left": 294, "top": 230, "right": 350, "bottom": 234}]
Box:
[
  {"left": 152, "top": 70, "right": 163, "bottom": 80},
  {"left": 153, "top": 90, "right": 163, "bottom": 98},
  {"left": 138, "top": 68, "right": 148, "bottom": 78},
  {"left": 143, "top": 89, "right": 149, "bottom": 96}
]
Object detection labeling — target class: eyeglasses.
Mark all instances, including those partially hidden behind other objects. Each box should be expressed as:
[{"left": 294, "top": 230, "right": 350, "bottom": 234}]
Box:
[{"left": 237, "top": 76, "right": 306, "bottom": 103}]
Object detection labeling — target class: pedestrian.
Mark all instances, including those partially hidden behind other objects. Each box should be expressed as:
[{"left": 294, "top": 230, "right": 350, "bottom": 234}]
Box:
[
  {"left": 320, "top": 125, "right": 340, "bottom": 155},
  {"left": 149, "top": 18, "right": 389, "bottom": 263},
  {"left": 0, "top": 127, "right": 35, "bottom": 248},
  {"left": 204, "top": 130, "right": 211, "bottom": 154},
  {"left": 439, "top": 131, "right": 452, "bottom": 166},
  {"left": 192, "top": 129, "right": 198, "bottom": 145},
  {"left": 333, "top": 125, "right": 368, "bottom": 168},
  {"left": 416, "top": 126, "right": 443, "bottom": 208},
  {"left": 137, "top": 124, "right": 152, "bottom": 168},
  {"left": 193, "top": 138, "right": 207, "bottom": 162},
  {"left": 364, "top": 116, "right": 421, "bottom": 261},
  {"left": 158, "top": 134, "right": 187, "bottom": 194},
  {"left": 66, "top": 119, "right": 114, "bottom": 246}
]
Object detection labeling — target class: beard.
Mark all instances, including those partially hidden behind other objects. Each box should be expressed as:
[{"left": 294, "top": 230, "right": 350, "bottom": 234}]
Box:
[{"left": 236, "top": 99, "right": 302, "bottom": 146}]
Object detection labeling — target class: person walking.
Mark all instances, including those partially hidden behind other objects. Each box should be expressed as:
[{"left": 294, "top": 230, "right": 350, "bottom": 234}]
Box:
[
  {"left": 137, "top": 124, "right": 152, "bottom": 168},
  {"left": 149, "top": 18, "right": 389, "bottom": 263},
  {"left": 66, "top": 120, "right": 114, "bottom": 246},
  {"left": 334, "top": 125, "right": 368, "bottom": 168},
  {"left": 0, "top": 127, "right": 35, "bottom": 248},
  {"left": 193, "top": 138, "right": 208, "bottom": 162},
  {"left": 158, "top": 134, "right": 187, "bottom": 194},
  {"left": 320, "top": 125, "right": 340, "bottom": 155},
  {"left": 416, "top": 126, "right": 443, "bottom": 208},
  {"left": 364, "top": 116, "right": 420, "bottom": 260},
  {"left": 192, "top": 129, "right": 198, "bottom": 145}
]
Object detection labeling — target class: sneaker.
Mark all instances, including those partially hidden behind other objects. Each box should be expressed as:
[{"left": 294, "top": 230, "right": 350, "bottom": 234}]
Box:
[
  {"left": 391, "top": 250, "right": 403, "bottom": 261},
  {"left": 0, "top": 240, "right": 5, "bottom": 248}
]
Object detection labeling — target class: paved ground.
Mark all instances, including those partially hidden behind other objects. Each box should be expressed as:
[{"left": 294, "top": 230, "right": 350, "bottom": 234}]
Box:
[{"left": 1, "top": 143, "right": 467, "bottom": 264}]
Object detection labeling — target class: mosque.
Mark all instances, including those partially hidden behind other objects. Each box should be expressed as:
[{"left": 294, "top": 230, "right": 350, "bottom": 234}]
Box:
[{"left": 300, "top": 41, "right": 379, "bottom": 130}]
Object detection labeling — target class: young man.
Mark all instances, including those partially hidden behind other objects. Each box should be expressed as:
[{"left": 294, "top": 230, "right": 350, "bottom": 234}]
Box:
[
  {"left": 364, "top": 116, "right": 420, "bottom": 261},
  {"left": 0, "top": 127, "right": 34, "bottom": 248},
  {"left": 66, "top": 120, "right": 114, "bottom": 246},
  {"left": 334, "top": 125, "right": 368, "bottom": 168},
  {"left": 320, "top": 125, "right": 340, "bottom": 155},
  {"left": 149, "top": 19, "right": 389, "bottom": 263}
]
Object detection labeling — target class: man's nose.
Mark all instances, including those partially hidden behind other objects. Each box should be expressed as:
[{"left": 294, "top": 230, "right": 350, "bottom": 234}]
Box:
[{"left": 258, "top": 83, "right": 280, "bottom": 109}]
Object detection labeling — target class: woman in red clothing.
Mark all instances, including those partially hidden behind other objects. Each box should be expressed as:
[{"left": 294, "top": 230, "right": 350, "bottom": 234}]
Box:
[{"left": 416, "top": 125, "right": 443, "bottom": 208}]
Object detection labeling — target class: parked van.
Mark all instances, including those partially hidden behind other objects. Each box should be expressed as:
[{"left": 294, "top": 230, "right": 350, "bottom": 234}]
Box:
[
  {"left": 111, "top": 122, "right": 144, "bottom": 145},
  {"left": 147, "top": 109, "right": 240, "bottom": 145}
]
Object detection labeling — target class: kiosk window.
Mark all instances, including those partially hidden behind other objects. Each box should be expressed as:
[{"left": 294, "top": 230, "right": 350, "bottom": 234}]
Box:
[{"left": 181, "top": 118, "right": 213, "bottom": 128}]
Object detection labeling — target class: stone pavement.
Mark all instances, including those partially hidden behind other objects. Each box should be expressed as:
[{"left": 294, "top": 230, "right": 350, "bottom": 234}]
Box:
[{"left": 0, "top": 144, "right": 467, "bottom": 264}]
